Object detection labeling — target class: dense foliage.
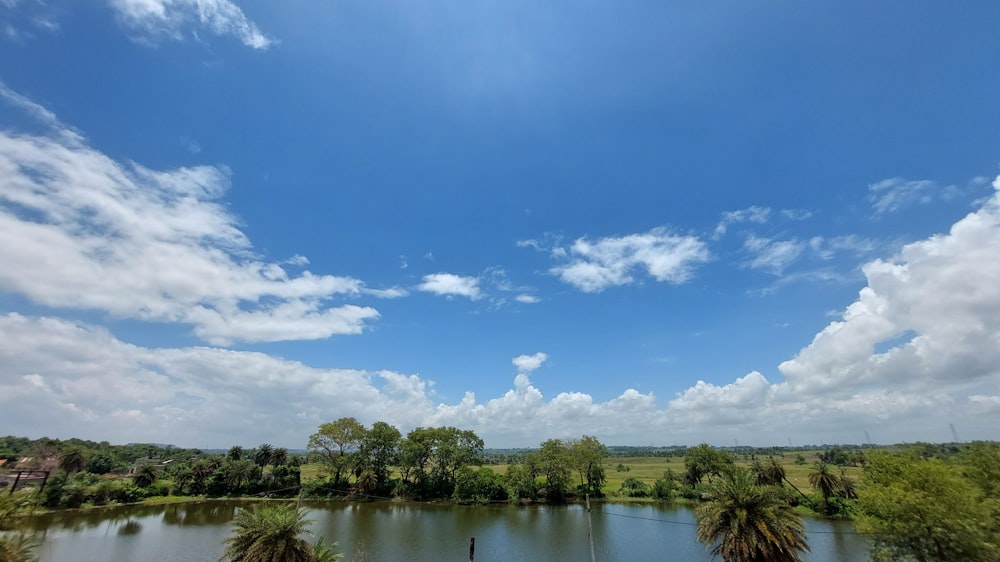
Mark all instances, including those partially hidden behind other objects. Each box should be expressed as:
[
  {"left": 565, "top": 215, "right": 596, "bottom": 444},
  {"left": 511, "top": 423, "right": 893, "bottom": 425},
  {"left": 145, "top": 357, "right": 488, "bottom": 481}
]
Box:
[{"left": 856, "top": 443, "right": 1000, "bottom": 562}]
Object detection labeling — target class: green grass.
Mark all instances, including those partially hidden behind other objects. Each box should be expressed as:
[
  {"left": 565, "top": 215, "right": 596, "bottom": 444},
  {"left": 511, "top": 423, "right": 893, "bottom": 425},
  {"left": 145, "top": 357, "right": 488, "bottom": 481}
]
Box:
[{"left": 301, "top": 450, "right": 863, "bottom": 498}]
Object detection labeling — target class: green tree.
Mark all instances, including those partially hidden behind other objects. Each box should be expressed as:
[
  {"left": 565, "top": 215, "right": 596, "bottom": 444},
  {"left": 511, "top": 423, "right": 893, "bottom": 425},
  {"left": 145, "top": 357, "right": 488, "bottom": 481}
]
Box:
[
  {"left": 503, "top": 462, "right": 538, "bottom": 500},
  {"left": 228, "top": 446, "right": 244, "bottom": 462},
  {"left": 0, "top": 532, "right": 39, "bottom": 562},
  {"left": 696, "top": 467, "right": 809, "bottom": 562},
  {"left": 0, "top": 490, "right": 39, "bottom": 562},
  {"left": 254, "top": 444, "right": 274, "bottom": 470},
  {"left": 270, "top": 448, "right": 289, "bottom": 468},
  {"left": 220, "top": 503, "right": 322, "bottom": 562},
  {"left": 536, "top": 439, "right": 572, "bottom": 501},
  {"left": 856, "top": 452, "right": 999, "bottom": 562},
  {"left": 225, "top": 459, "right": 257, "bottom": 493},
  {"left": 807, "top": 462, "right": 840, "bottom": 508},
  {"left": 684, "top": 444, "right": 732, "bottom": 485},
  {"left": 358, "top": 421, "right": 401, "bottom": 492},
  {"left": 569, "top": 435, "right": 607, "bottom": 496},
  {"left": 85, "top": 454, "right": 114, "bottom": 475},
  {"left": 308, "top": 418, "right": 367, "bottom": 486},
  {"left": 58, "top": 448, "right": 87, "bottom": 477},
  {"left": 133, "top": 465, "right": 158, "bottom": 488}
]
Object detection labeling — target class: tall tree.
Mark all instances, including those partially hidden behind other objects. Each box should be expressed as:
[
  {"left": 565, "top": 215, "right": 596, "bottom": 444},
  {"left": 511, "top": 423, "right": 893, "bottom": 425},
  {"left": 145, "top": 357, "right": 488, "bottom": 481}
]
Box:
[
  {"left": 308, "top": 418, "right": 368, "bottom": 486},
  {"left": 808, "top": 462, "right": 840, "bottom": 503},
  {"left": 536, "top": 439, "right": 572, "bottom": 501},
  {"left": 359, "top": 422, "right": 401, "bottom": 492},
  {"left": 225, "top": 459, "right": 257, "bottom": 493},
  {"left": 133, "top": 465, "right": 158, "bottom": 488},
  {"left": 228, "top": 446, "right": 244, "bottom": 462},
  {"left": 220, "top": 503, "right": 319, "bottom": 562},
  {"left": 696, "top": 467, "right": 809, "bottom": 562},
  {"left": 684, "top": 444, "right": 732, "bottom": 485},
  {"left": 270, "top": 448, "right": 289, "bottom": 468},
  {"left": 254, "top": 444, "right": 274, "bottom": 470},
  {"left": 58, "top": 448, "right": 86, "bottom": 477},
  {"left": 569, "top": 436, "right": 607, "bottom": 496}
]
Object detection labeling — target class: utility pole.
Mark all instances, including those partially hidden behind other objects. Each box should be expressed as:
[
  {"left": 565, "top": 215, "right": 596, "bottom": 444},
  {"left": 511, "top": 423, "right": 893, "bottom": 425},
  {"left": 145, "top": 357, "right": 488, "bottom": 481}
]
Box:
[{"left": 586, "top": 494, "right": 596, "bottom": 562}]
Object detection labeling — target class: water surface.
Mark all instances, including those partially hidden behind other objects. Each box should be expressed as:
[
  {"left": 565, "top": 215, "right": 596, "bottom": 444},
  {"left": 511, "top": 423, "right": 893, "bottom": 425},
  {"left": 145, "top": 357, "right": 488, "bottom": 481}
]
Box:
[{"left": 31, "top": 500, "right": 870, "bottom": 561}]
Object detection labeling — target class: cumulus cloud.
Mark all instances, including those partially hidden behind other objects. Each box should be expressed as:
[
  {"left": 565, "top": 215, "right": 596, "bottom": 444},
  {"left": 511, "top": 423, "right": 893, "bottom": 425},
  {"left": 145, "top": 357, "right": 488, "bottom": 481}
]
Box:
[
  {"left": 0, "top": 85, "right": 378, "bottom": 345},
  {"left": 670, "top": 177, "right": 1000, "bottom": 443},
  {"left": 108, "top": 0, "right": 273, "bottom": 49},
  {"left": 513, "top": 352, "right": 548, "bottom": 374},
  {"left": 548, "top": 227, "right": 710, "bottom": 292},
  {"left": 0, "top": 313, "right": 663, "bottom": 447},
  {"left": 417, "top": 273, "right": 482, "bottom": 300}
]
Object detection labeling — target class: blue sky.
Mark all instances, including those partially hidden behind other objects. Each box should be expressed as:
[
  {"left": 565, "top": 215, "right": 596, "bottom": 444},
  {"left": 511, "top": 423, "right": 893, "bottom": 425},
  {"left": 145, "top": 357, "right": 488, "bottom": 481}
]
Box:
[{"left": 1, "top": 0, "right": 999, "bottom": 448}]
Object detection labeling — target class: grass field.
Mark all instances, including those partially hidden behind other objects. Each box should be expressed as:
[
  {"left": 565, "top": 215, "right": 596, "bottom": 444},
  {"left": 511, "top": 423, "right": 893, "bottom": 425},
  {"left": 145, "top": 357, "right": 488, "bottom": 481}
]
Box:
[{"left": 301, "top": 448, "right": 863, "bottom": 497}]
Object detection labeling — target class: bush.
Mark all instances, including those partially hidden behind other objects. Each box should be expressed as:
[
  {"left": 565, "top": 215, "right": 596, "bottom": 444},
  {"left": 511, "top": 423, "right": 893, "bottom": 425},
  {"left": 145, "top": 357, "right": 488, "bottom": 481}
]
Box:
[{"left": 619, "top": 477, "right": 651, "bottom": 498}]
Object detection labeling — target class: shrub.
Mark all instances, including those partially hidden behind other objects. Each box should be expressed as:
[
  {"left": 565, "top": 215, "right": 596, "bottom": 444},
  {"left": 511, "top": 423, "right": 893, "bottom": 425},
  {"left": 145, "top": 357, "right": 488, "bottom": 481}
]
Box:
[{"left": 619, "top": 477, "right": 651, "bottom": 498}]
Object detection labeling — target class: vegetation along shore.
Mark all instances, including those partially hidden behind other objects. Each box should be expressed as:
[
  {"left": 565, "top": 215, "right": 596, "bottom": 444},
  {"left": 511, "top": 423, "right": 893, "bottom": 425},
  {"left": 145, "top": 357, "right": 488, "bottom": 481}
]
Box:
[{"left": 2, "top": 425, "right": 998, "bottom": 561}]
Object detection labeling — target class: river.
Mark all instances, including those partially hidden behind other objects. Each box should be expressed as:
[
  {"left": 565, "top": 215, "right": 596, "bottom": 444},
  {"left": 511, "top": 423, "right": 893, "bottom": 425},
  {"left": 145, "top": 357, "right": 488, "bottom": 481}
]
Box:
[{"left": 28, "top": 500, "right": 870, "bottom": 561}]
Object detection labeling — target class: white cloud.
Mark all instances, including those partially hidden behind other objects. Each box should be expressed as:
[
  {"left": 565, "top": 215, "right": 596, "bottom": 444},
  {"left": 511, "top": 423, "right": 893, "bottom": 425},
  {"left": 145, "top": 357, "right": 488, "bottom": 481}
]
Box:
[
  {"left": 108, "top": 0, "right": 273, "bottom": 49},
  {"left": 714, "top": 206, "right": 771, "bottom": 238},
  {"left": 743, "top": 235, "right": 806, "bottom": 274},
  {"left": 0, "top": 86, "right": 379, "bottom": 345},
  {"left": 868, "top": 177, "right": 936, "bottom": 214},
  {"left": 0, "top": 314, "right": 665, "bottom": 447},
  {"left": 417, "top": 273, "right": 482, "bottom": 300},
  {"left": 512, "top": 352, "right": 548, "bottom": 374},
  {"left": 550, "top": 227, "right": 710, "bottom": 292},
  {"left": 669, "top": 177, "right": 1000, "bottom": 443},
  {"left": 362, "top": 286, "right": 410, "bottom": 299},
  {"left": 515, "top": 294, "right": 540, "bottom": 304}
]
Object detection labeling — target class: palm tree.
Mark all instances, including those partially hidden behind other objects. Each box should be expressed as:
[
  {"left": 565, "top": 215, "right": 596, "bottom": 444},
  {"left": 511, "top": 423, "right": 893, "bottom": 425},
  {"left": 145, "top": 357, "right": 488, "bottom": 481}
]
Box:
[
  {"left": 58, "top": 448, "right": 86, "bottom": 477},
  {"left": 226, "top": 460, "right": 257, "bottom": 493},
  {"left": 254, "top": 444, "right": 274, "bottom": 470},
  {"left": 313, "top": 538, "right": 345, "bottom": 562},
  {"left": 808, "top": 462, "right": 840, "bottom": 503},
  {"left": 228, "top": 446, "right": 244, "bottom": 462},
  {"left": 133, "top": 465, "right": 158, "bottom": 488},
  {"left": 0, "top": 532, "right": 40, "bottom": 562},
  {"left": 220, "top": 503, "right": 317, "bottom": 562},
  {"left": 270, "top": 448, "right": 289, "bottom": 468},
  {"left": 762, "top": 458, "right": 786, "bottom": 486},
  {"left": 696, "top": 467, "right": 809, "bottom": 562}
]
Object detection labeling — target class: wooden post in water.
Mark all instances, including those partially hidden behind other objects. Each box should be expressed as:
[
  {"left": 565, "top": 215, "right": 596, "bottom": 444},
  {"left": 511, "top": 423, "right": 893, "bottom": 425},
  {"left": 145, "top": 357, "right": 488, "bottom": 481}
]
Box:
[
  {"left": 586, "top": 494, "right": 596, "bottom": 562},
  {"left": 469, "top": 537, "right": 475, "bottom": 561}
]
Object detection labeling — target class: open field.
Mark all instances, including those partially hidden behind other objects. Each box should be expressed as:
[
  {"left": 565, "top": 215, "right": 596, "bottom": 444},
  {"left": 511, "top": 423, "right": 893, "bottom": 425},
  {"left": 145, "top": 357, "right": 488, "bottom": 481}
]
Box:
[{"left": 301, "top": 448, "right": 863, "bottom": 497}]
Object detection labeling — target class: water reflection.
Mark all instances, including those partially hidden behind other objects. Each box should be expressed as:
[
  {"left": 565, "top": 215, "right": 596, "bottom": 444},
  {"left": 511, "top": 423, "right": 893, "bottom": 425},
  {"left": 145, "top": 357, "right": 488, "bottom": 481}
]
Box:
[{"left": 33, "top": 500, "right": 870, "bottom": 562}]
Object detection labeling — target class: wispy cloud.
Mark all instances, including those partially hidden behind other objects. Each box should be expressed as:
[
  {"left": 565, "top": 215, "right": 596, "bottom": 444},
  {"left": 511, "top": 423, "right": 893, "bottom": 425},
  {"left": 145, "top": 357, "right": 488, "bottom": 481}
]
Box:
[
  {"left": 868, "top": 177, "right": 936, "bottom": 214},
  {"left": 0, "top": 85, "right": 378, "bottom": 345},
  {"left": 547, "top": 228, "right": 710, "bottom": 293},
  {"left": 515, "top": 294, "right": 541, "bottom": 304},
  {"left": 417, "top": 273, "right": 482, "bottom": 300},
  {"left": 714, "top": 206, "right": 771, "bottom": 238},
  {"left": 743, "top": 235, "right": 806, "bottom": 274},
  {"left": 108, "top": 0, "right": 273, "bottom": 49}
]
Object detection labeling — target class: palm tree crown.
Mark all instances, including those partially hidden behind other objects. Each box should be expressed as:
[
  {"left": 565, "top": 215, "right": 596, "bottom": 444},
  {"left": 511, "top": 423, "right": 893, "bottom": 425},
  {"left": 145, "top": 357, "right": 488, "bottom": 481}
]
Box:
[
  {"left": 220, "top": 503, "right": 316, "bottom": 562},
  {"left": 696, "top": 467, "right": 809, "bottom": 562},
  {"left": 808, "top": 462, "right": 840, "bottom": 501}
]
